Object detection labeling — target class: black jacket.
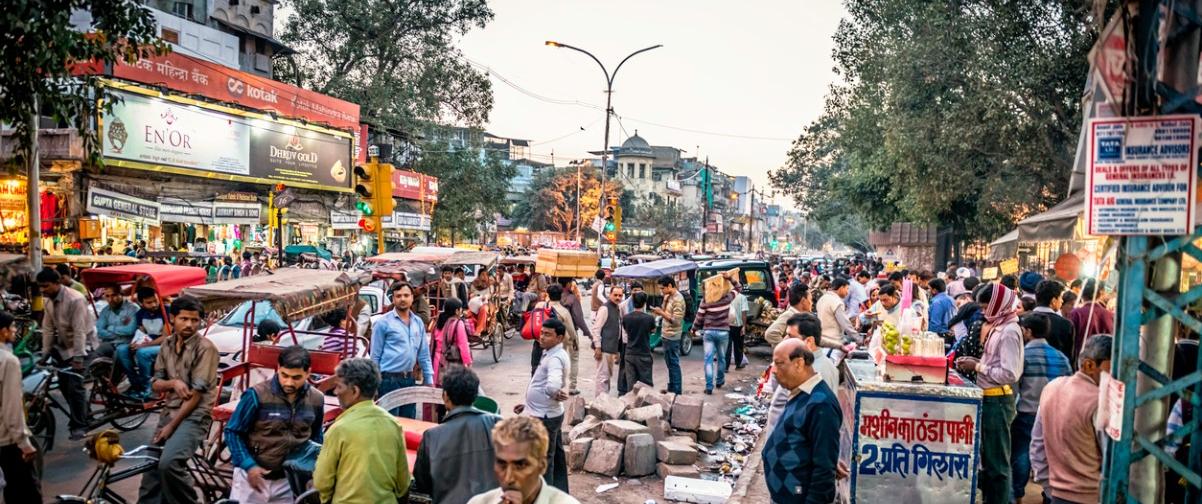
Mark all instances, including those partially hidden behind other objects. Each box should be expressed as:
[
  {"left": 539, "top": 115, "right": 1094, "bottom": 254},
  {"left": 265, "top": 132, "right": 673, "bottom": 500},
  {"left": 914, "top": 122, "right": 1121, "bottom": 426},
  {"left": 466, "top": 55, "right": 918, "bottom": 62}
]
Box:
[
  {"left": 412, "top": 406, "right": 501, "bottom": 504},
  {"left": 1034, "top": 307, "right": 1077, "bottom": 367},
  {"left": 622, "top": 310, "right": 656, "bottom": 356}
]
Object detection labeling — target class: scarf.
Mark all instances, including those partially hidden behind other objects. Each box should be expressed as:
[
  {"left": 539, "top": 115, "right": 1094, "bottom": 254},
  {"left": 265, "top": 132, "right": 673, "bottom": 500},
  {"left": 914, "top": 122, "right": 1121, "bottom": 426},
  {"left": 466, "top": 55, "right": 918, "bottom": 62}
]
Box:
[{"left": 982, "top": 283, "right": 1018, "bottom": 342}]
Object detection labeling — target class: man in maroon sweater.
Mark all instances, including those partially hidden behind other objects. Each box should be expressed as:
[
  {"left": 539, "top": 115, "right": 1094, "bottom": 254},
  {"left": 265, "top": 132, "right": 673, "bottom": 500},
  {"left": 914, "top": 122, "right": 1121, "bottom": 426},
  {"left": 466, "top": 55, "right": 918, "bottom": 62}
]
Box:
[
  {"left": 1030, "top": 334, "right": 1113, "bottom": 504},
  {"left": 1068, "top": 279, "right": 1113, "bottom": 358}
]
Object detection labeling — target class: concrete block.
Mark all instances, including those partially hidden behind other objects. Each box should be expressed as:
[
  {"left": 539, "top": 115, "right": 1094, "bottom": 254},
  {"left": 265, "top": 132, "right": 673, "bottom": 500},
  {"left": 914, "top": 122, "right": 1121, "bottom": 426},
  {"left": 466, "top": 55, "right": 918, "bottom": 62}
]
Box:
[
  {"left": 668, "top": 432, "right": 697, "bottom": 443},
  {"left": 657, "top": 463, "right": 701, "bottom": 479},
  {"left": 697, "top": 423, "right": 721, "bottom": 444},
  {"left": 625, "top": 404, "right": 664, "bottom": 424},
  {"left": 619, "top": 389, "right": 642, "bottom": 409},
  {"left": 648, "top": 419, "right": 670, "bottom": 442},
  {"left": 664, "top": 475, "right": 732, "bottom": 504},
  {"left": 670, "top": 394, "right": 704, "bottom": 431},
  {"left": 623, "top": 433, "right": 657, "bottom": 477},
  {"left": 630, "top": 381, "right": 652, "bottom": 396},
  {"left": 637, "top": 388, "right": 674, "bottom": 419},
  {"left": 582, "top": 438, "right": 624, "bottom": 476},
  {"left": 564, "top": 395, "right": 587, "bottom": 425},
  {"left": 602, "top": 419, "right": 650, "bottom": 440},
  {"left": 587, "top": 393, "right": 628, "bottom": 421},
  {"left": 656, "top": 441, "right": 698, "bottom": 465},
  {"left": 568, "top": 437, "right": 592, "bottom": 471},
  {"left": 568, "top": 415, "right": 604, "bottom": 442}
]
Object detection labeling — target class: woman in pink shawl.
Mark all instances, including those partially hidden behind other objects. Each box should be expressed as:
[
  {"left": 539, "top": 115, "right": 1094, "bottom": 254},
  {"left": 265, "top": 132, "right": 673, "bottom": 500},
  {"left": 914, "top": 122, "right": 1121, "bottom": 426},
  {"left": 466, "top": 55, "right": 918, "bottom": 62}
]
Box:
[
  {"left": 955, "top": 283, "right": 1024, "bottom": 504},
  {"left": 431, "top": 298, "right": 474, "bottom": 385}
]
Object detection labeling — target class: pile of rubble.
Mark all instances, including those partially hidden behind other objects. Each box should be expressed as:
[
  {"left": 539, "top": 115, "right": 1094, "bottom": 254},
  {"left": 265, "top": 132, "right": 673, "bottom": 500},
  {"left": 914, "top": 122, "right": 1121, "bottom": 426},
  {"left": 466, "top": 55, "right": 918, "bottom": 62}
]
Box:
[
  {"left": 698, "top": 390, "right": 768, "bottom": 485},
  {"left": 564, "top": 383, "right": 721, "bottom": 480}
]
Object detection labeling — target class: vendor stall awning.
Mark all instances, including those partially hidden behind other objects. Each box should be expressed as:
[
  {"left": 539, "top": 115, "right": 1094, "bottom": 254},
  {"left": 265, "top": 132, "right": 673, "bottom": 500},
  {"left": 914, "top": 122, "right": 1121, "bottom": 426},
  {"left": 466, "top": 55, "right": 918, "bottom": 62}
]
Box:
[
  {"left": 1018, "top": 192, "right": 1085, "bottom": 242},
  {"left": 988, "top": 228, "right": 1019, "bottom": 261}
]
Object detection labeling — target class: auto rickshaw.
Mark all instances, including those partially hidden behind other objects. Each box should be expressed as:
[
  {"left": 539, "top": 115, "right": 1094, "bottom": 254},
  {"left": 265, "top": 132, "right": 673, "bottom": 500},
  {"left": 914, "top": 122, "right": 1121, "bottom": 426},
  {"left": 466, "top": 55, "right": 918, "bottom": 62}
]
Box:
[{"left": 610, "top": 258, "right": 699, "bottom": 355}]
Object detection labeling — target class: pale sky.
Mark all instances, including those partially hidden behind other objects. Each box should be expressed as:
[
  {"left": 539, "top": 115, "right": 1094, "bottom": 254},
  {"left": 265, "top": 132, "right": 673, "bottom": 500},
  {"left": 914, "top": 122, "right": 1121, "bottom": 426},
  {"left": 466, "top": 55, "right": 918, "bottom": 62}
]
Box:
[{"left": 457, "top": 0, "right": 848, "bottom": 208}]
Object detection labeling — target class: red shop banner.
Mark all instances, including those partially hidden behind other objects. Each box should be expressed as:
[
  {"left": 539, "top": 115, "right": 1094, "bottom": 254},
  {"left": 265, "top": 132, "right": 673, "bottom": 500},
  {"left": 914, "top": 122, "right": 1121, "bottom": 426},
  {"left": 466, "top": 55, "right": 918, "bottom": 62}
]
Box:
[
  {"left": 392, "top": 169, "right": 439, "bottom": 203},
  {"left": 77, "top": 51, "right": 359, "bottom": 132}
]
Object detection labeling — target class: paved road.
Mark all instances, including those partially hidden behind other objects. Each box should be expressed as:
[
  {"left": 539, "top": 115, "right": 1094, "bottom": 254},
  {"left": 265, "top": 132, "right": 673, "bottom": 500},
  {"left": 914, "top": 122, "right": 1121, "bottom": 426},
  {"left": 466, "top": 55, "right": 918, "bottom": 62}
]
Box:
[{"left": 40, "top": 319, "right": 770, "bottom": 503}]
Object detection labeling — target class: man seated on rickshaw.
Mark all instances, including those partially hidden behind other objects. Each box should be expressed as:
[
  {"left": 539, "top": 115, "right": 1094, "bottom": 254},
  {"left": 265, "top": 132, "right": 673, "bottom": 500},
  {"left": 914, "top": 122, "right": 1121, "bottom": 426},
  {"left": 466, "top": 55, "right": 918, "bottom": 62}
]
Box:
[{"left": 116, "top": 287, "right": 171, "bottom": 400}]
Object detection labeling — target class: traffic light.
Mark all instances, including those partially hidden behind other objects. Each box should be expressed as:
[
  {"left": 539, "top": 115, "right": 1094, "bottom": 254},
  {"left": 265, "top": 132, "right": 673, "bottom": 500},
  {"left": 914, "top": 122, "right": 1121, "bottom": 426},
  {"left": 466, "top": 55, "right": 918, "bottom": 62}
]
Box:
[
  {"left": 359, "top": 217, "right": 376, "bottom": 233},
  {"left": 354, "top": 161, "right": 375, "bottom": 216},
  {"left": 372, "top": 163, "right": 395, "bottom": 217}
]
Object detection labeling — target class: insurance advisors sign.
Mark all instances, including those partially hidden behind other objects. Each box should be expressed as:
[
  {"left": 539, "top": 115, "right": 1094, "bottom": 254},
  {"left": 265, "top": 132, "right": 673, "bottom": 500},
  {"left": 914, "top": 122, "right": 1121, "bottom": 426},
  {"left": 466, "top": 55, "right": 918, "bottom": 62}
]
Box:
[{"left": 102, "top": 89, "right": 352, "bottom": 191}]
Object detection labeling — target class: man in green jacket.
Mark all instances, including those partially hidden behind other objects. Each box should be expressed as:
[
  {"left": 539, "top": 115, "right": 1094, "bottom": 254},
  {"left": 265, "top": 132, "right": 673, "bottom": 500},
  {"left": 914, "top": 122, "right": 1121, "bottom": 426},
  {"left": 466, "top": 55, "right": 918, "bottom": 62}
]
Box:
[{"left": 314, "top": 358, "right": 410, "bottom": 504}]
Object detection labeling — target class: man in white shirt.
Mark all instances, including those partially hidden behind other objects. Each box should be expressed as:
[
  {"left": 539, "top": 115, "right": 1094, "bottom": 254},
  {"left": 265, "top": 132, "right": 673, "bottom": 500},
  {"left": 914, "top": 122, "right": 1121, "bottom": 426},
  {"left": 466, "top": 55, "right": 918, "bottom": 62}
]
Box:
[
  {"left": 816, "top": 278, "right": 860, "bottom": 350},
  {"left": 514, "top": 318, "right": 570, "bottom": 493},
  {"left": 467, "top": 416, "right": 579, "bottom": 504},
  {"left": 847, "top": 271, "right": 871, "bottom": 319},
  {"left": 726, "top": 286, "right": 750, "bottom": 371}
]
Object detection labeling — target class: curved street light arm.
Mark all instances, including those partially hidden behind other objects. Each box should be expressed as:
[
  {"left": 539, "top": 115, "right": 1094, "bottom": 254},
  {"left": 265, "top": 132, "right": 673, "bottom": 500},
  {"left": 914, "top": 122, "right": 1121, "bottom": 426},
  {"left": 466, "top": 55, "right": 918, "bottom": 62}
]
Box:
[
  {"left": 611, "top": 44, "right": 663, "bottom": 87},
  {"left": 547, "top": 41, "right": 611, "bottom": 83}
]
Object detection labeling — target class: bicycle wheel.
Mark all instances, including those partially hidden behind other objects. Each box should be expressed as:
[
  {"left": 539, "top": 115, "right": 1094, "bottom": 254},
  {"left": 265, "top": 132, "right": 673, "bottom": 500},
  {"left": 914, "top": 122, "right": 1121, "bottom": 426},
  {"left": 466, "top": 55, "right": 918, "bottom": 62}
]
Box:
[
  {"left": 111, "top": 409, "right": 152, "bottom": 431},
  {"left": 28, "top": 403, "right": 55, "bottom": 452},
  {"left": 491, "top": 323, "right": 504, "bottom": 363}
]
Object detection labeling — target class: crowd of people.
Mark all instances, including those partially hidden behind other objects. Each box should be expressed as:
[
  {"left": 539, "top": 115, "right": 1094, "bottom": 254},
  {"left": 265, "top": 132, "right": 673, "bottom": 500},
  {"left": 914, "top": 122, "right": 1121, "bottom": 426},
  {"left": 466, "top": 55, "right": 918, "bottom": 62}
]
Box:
[{"left": 1, "top": 252, "right": 1198, "bottom": 504}]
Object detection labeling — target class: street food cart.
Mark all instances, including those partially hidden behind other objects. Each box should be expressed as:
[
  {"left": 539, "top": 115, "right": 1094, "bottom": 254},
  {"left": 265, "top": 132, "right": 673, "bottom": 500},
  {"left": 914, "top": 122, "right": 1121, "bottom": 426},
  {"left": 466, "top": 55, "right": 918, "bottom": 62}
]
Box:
[{"left": 837, "top": 357, "right": 982, "bottom": 504}]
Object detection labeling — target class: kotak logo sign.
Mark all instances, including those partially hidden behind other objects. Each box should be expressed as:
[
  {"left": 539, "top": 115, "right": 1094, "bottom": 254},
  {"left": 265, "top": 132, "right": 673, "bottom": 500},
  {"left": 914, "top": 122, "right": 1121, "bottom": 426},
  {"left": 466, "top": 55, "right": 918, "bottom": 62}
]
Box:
[{"left": 226, "top": 77, "right": 279, "bottom": 104}]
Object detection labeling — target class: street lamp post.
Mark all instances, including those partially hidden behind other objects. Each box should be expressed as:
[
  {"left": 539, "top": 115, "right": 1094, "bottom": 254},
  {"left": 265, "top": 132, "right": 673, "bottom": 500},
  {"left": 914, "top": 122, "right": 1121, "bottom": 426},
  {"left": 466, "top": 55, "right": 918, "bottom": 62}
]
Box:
[{"left": 546, "top": 41, "right": 661, "bottom": 259}]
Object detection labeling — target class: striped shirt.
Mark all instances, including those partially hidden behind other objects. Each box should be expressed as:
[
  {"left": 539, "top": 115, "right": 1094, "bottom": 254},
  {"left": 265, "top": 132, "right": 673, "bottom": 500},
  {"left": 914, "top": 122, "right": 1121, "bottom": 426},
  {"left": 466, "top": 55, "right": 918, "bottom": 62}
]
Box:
[
  {"left": 1017, "top": 339, "right": 1072, "bottom": 414},
  {"left": 696, "top": 291, "right": 735, "bottom": 331}
]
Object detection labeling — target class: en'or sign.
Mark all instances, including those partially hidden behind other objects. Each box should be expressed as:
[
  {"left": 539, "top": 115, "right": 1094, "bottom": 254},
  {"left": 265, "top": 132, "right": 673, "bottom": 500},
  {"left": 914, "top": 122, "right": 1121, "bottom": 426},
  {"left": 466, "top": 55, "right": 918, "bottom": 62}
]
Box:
[
  {"left": 1086, "top": 115, "right": 1200, "bottom": 235},
  {"left": 981, "top": 267, "right": 999, "bottom": 281},
  {"left": 999, "top": 258, "right": 1019, "bottom": 275}
]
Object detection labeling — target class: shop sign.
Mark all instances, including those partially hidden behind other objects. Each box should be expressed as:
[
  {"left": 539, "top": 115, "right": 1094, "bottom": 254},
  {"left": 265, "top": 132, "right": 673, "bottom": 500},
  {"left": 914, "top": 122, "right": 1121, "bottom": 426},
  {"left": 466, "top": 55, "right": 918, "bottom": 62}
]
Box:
[
  {"left": 104, "top": 90, "right": 353, "bottom": 192},
  {"left": 850, "top": 393, "right": 979, "bottom": 503},
  {"left": 391, "top": 169, "right": 439, "bottom": 203},
  {"left": 215, "top": 192, "right": 259, "bottom": 203},
  {"left": 78, "top": 51, "right": 359, "bottom": 130},
  {"left": 212, "top": 201, "right": 261, "bottom": 225},
  {"left": 1086, "top": 115, "right": 1199, "bottom": 235},
  {"left": 394, "top": 212, "right": 431, "bottom": 231},
  {"left": 87, "top": 187, "right": 159, "bottom": 224},
  {"left": 249, "top": 125, "right": 351, "bottom": 190},
  {"left": 158, "top": 197, "right": 213, "bottom": 225},
  {"left": 330, "top": 210, "right": 360, "bottom": 230},
  {"left": 104, "top": 91, "right": 251, "bottom": 176}
]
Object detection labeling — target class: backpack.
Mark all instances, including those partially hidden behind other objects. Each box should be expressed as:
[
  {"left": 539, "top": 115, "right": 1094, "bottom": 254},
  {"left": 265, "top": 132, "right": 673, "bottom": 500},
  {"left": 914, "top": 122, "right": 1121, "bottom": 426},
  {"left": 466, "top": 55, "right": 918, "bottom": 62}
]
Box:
[
  {"left": 521, "top": 302, "right": 558, "bottom": 340},
  {"left": 441, "top": 319, "right": 465, "bottom": 365}
]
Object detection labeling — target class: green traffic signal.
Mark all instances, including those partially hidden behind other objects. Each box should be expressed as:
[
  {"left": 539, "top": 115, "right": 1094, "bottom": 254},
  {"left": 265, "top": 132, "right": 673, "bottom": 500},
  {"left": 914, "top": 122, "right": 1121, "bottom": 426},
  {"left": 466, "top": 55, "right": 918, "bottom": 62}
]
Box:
[
  {"left": 604, "top": 221, "right": 615, "bottom": 232},
  {"left": 357, "top": 201, "right": 373, "bottom": 216}
]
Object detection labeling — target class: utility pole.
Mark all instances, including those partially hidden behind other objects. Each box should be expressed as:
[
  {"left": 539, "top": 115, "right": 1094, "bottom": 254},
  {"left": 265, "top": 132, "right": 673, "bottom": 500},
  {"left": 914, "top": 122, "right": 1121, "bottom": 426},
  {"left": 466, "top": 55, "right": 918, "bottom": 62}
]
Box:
[
  {"left": 701, "top": 156, "right": 709, "bottom": 254},
  {"left": 747, "top": 187, "right": 755, "bottom": 253},
  {"left": 27, "top": 95, "right": 41, "bottom": 273}
]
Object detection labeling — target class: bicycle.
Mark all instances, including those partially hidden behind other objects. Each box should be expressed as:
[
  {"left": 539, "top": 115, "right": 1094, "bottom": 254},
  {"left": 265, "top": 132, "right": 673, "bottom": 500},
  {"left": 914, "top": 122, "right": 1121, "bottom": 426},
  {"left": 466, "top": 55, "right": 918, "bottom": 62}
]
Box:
[
  {"left": 24, "top": 359, "right": 162, "bottom": 454},
  {"left": 54, "top": 430, "right": 232, "bottom": 504}
]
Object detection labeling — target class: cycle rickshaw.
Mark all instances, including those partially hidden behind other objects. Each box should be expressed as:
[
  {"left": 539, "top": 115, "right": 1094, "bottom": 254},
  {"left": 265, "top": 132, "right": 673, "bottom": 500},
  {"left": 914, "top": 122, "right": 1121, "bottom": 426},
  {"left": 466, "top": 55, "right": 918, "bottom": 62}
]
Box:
[{"left": 442, "top": 251, "right": 508, "bottom": 363}]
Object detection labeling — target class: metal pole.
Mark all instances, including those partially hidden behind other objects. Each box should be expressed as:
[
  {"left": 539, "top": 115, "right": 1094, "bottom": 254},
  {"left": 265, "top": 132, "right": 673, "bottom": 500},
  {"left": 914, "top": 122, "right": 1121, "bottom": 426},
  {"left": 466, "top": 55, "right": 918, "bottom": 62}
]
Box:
[
  {"left": 748, "top": 187, "right": 754, "bottom": 252},
  {"left": 702, "top": 157, "right": 709, "bottom": 254},
  {"left": 600, "top": 88, "right": 612, "bottom": 260},
  {"left": 28, "top": 95, "right": 42, "bottom": 273},
  {"left": 575, "top": 162, "right": 582, "bottom": 243}
]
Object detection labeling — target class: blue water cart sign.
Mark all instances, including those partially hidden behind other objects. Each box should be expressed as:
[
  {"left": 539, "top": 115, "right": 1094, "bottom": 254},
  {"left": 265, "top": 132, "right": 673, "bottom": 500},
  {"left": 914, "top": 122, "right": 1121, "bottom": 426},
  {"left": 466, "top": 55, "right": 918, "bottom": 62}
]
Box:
[{"left": 1086, "top": 115, "right": 1199, "bottom": 235}]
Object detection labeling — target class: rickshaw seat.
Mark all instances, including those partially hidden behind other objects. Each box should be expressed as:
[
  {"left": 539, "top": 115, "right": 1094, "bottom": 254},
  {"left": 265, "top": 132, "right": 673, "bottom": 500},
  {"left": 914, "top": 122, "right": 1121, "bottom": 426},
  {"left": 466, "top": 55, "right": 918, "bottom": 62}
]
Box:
[{"left": 213, "top": 344, "right": 346, "bottom": 423}]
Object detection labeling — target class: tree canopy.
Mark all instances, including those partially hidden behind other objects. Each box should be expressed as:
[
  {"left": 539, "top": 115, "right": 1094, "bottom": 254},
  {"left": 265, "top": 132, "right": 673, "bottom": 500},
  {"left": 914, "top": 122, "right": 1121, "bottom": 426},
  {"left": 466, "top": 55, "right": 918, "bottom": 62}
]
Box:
[
  {"left": 771, "top": 0, "right": 1106, "bottom": 243},
  {"left": 414, "top": 145, "right": 513, "bottom": 242},
  {"left": 511, "top": 167, "right": 622, "bottom": 236},
  {"left": 275, "top": 0, "right": 495, "bottom": 130},
  {"left": 1, "top": 0, "right": 163, "bottom": 166}
]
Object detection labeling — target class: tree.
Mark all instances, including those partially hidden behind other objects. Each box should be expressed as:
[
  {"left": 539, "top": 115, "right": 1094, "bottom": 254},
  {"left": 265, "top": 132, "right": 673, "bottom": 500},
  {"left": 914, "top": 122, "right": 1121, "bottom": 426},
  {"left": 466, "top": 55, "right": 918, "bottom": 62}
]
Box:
[
  {"left": 771, "top": 0, "right": 1108, "bottom": 243},
  {"left": 511, "top": 167, "right": 622, "bottom": 236},
  {"left": 633, "top": 201, "right": 700, "bottom": 248},
  {"left": 415, "top": 144, "right": 513, "bottom": 242},
  {"left": 275, "top": 0, "right": 494, "bottom": 130},
  {"left": 1, "top": 1, "right": 163, "bottom": 165}
]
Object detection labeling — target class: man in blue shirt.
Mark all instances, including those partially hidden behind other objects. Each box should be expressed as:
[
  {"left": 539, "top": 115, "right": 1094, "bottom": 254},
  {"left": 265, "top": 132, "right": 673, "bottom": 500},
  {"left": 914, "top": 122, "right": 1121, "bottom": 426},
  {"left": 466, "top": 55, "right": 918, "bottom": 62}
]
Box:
[
  {"left": 762, "top": 338, "right": 841, "bottom": 504},
  {"left": 371, "top": 281, "right": 433, "bottom": 418},
  {"left": 97, "top": 286, "right": 138, "bottom": 360},
  {"left": 927, "top": 278, "right": 955, "bottom": 335},
  {"left": 224, "top": 346, "right": 325, "bottom": 504}
]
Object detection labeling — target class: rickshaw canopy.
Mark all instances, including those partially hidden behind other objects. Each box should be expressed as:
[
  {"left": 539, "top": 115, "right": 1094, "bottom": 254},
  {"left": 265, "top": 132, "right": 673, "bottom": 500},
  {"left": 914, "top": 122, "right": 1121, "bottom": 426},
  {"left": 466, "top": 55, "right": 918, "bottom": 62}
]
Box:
[
  {"left": 79, "top": 264, "right": 208, "bottom": 297},
  {"left": 181, "top": 268, "right": 366, "bottom": 321},
  {"left": 407, "top": 246, "right": 462, "bottom": 259},
  {"left": 283, "top": 244, "right": 333, "bottom": 260},
  {"left": 43, "top": 255, "right": 142, "bottom": 265},
  {"left": 500, "top": 255, "right": 536, "bottom": 265},
  {"left": 611, "top": 258, "right": 698, "bottom": 279},
  {"left": 442, "top": 251, "right": 499, "bottom": 269},
  {"left": 367, "top": 252, "right": 448, "bottom": 264}
]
